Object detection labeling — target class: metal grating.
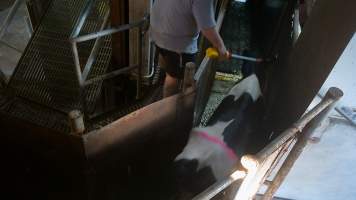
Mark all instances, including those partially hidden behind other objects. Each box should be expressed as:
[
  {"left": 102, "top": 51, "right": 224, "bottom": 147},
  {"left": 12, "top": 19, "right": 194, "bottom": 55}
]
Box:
[
  {"left": 7, "top": 0, "right": 111, "bottom": 114},
  {"left": 0, "top": 96, "right": 71, "bottom": 133}
]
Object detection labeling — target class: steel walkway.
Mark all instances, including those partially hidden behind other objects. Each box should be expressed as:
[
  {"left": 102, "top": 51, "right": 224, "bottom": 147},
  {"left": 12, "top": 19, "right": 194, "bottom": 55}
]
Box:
[{"left": 7, "top": 0, "right": 111, "bottom": 114}]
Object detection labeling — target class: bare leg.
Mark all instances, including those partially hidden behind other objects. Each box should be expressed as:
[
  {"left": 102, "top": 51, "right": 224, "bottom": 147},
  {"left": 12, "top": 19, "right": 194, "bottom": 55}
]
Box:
[{"left": 163, "top": 73, "right": 179, "bottom": 98}]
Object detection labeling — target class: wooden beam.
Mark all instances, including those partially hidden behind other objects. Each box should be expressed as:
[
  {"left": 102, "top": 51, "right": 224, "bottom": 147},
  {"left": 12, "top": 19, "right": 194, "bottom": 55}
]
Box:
[
  {"left": 129, "top": 0, "right": 151, "bottom": 73},
  {"left": 270, "top": 0, "right": 356, "bottom": 132},
  {"left": 111, "top": 0, "right": 129, "bottom": 67}
]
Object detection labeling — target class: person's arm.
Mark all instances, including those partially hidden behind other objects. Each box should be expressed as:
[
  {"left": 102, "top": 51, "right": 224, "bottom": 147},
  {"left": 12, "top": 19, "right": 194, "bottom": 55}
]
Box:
[
  {"left": 201, "top": 27, "right": 228, "bottom": 59},
  {"left": 192, "top": 0, "right": 229, "bottom": 59}
]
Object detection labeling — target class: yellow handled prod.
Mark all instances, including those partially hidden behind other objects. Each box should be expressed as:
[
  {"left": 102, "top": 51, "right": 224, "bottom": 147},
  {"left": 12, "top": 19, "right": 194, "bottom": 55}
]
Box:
[
  {"left": 206, "top": 48, "right": 220, "bottom": 59},
  {"left": 206, "top": 47, "right": 266, "bottom": 63}
]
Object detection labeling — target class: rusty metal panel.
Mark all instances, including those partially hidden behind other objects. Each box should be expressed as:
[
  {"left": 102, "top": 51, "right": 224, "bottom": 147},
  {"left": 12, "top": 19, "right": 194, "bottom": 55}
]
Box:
[{"left": 84, "top": 88, "right": 196, "bottom": 168}]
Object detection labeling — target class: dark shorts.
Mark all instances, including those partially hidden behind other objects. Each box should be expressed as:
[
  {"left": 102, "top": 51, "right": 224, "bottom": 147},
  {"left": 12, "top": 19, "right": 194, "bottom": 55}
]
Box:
[{"left": 156, "top": 45, "right": 196, "bottom": 79}]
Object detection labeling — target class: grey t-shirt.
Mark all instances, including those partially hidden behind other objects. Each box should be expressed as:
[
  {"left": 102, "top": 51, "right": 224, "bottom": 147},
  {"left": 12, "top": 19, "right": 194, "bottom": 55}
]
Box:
[{"left": 150, "top": 0, "right": 216, "bottom": 54}]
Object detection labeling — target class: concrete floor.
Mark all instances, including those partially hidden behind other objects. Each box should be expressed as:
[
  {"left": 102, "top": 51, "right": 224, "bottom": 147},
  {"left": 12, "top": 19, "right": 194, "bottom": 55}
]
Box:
[{"left": 0, "top": 2, "right": 30, "bottom": 80}]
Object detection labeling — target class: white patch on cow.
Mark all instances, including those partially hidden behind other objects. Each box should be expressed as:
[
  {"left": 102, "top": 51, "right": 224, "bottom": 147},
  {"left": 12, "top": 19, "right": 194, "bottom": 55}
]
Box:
[
  {"left": 175, "top": 129, "right": 237, "bottom": 180},
  {"left": 229, "top": 74, "right": 262, "bottom": 102},
  {"left": 195, "top": 120, "right": 234, "bottom": 138}
]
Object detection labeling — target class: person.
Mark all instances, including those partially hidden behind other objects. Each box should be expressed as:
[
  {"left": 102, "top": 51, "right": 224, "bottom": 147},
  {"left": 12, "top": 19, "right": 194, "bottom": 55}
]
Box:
[{"left": 150, "top": 0, "right": 229, "bottom": 97}]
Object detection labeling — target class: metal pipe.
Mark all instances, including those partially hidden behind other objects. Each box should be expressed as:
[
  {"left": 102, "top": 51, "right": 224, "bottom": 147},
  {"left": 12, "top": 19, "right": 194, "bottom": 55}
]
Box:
[
  {"left": 71, "top": 41, "right": 83, "bottom": 86},
  {"left": 82, "top": 10, "right": 111, "bottom": 81},
  {"left": 143, "top": 40, "right": 156, "bottom": 78},
  {"left": 71, "top": 20, "right": 145, "bottom": 43},
  {"left": 231, "top": 54, "right": 263, "bottom": 62},
  {"left": 0, "top": 0, "right": 23, "bottom": 39},
  {"left": 193, "top": 170, "right": 246, "bottom": 200},
  {"left": 262, "top": 87, "right": 343, "bottom": 200},
  {"left": 256, "top": 88, "right": 343, "bottom": 160},
  {"left": 84, "top": 65, "right": 138, "bottom": 86}
]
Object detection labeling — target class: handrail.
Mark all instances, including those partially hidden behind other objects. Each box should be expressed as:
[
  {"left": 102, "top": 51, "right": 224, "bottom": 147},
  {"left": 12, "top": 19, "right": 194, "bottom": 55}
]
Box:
[
  {"left": 69, "top": 2, "right": 149, "bottom": 115},
  {"left": 71, "top": 20, "right": 145, "bottom": 43},
  {"left": 69, "top": 16, "right": 148, "bottom": 87}
]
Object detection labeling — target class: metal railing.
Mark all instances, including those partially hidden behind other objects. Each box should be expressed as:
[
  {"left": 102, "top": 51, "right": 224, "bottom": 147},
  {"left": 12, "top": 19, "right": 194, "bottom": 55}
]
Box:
[
  {"left": 193, "top": 87, "right": 343, "bottom": 200},
  {"left": 69, "top": 0, "right": 149, "bottom": 113}
]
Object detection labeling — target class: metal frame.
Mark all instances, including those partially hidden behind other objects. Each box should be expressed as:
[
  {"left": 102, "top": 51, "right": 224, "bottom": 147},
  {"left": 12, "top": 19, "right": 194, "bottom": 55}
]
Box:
[{"left": 69, "top": 0, "right": 149, "bottom": 113}]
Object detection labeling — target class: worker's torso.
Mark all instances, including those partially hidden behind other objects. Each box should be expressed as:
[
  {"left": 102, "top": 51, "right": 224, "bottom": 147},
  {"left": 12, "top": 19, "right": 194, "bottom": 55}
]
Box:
[{"left": 150, "top": 0, "right": 199, "bottom": 53}]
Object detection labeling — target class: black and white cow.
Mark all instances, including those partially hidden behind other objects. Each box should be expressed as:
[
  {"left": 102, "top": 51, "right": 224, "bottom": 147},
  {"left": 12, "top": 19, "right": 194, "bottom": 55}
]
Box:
[{"left": 173, "top": 74, "right": 266, "bottom": 197}]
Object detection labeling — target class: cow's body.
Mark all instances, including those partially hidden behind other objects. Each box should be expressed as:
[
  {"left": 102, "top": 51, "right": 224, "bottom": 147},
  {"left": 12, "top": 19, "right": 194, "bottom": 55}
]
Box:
[{"left": 173, "top": 74, "right": 265, "bottom": 198}]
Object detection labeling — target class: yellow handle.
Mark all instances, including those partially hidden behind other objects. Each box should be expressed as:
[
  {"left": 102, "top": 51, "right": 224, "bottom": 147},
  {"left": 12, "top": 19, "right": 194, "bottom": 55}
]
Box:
[{"left": 206, "top": 47, "right": 219, "bottom": 59}]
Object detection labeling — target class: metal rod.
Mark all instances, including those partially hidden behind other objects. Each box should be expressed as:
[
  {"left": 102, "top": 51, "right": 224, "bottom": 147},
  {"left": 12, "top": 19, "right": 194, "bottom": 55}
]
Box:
[
  {"left": 84, "top": 65, "right": 138, "bottom": 86},
  {"left": 70, "top": 0, "right": 95, "bottom": 38},
  {"left": 256, "top": 88, "right": 343, "bottom": 160},
  {"left": 262, "top": 87, "right": 343, "bottom": 200},
  {"left": 231, "top": 54, "right": 263, "bottom": 62},
  {"left": 144, "top": 40, "right": 156, "bottom": 78},
  {"left": 0, "top": 0, "right": 23, "bottom": 39},
  {"left": 71, "top": 41, "right": 84, "bottom": 86},
  {"left": 71, "top": 20, "right": 145, "bottom": 43},
  {"left": 193, "top": 170, "right": 246, "bottom": 200},
  {"left": 82, "top": 9, "right": 111, "bottom": 81}
]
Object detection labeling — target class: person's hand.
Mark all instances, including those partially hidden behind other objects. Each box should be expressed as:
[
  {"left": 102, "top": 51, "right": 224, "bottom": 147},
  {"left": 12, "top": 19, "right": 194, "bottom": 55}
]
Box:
[
  {"left": 206, "top": 47, "right": 230, "bottom": 61},
  {"left": 217, "top": 46, "right": 230, "bottom": 61}
]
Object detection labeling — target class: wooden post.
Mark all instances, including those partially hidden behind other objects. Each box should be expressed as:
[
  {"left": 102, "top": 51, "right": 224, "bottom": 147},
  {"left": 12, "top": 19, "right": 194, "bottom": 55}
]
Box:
[
  {"left": 111, "top": 0, "right": 129, "bottom": 67},
  {"left": 69, "top": 110, "right": 85, "bottom": 135},
  {"left": 129, "top": 0, "right": 151, "bottom": 75}
]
